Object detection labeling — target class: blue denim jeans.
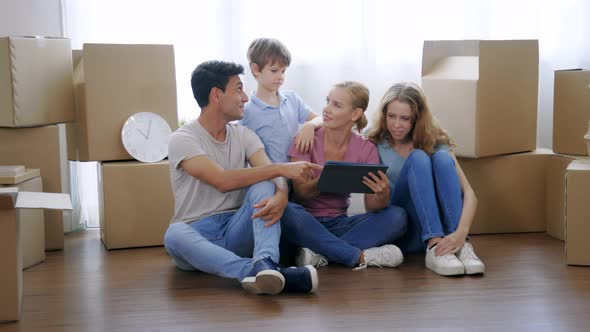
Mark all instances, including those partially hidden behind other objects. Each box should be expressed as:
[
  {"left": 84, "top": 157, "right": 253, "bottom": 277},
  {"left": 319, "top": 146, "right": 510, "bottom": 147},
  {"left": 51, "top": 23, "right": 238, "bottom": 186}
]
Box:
[
  {"left": 163, "top": 181, "right": 280, "bottom": 281},
  {"left": 280, "top": 202, "right": 407, "bottom": 267},
  {"left": 392, "top": 149, "right": 463, "bottom": 253}
]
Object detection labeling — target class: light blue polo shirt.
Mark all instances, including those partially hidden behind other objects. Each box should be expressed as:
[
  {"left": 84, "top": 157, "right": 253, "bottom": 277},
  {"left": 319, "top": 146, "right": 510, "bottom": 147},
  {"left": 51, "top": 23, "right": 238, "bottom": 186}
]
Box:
[
  {"left": 240, "top": 90, "right": 312, "bottom": 163},
  {"left": 377, "top": 140, "right": 450, "bottom": 195}
]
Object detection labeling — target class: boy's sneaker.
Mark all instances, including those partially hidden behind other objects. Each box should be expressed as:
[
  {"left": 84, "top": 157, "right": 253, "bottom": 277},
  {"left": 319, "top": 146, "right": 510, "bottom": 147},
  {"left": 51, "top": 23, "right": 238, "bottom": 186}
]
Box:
[
  {"left": 455, "top": 243, "right": 485, "bottom": 275},
  {"left": 241, "top": 257, "right": 285, "bottom": 295},
  {"left": 425, "top": 245, "right": 464, "bottom": 276},
  {"left": 356, "top": 244, "right": 403, "bottom": 269},
  {"left": 278, "top": 265, "right": 319, "bottom": 293},
  {"left": 296, "top": 247, "right": 328, "bottom": 268}
]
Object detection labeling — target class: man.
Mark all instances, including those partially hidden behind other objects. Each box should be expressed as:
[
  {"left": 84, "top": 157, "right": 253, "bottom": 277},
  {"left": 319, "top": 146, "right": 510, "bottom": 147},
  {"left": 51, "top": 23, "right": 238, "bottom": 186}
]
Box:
[{"left": 164, "top": 60, "right": 322, "bottom": 295}]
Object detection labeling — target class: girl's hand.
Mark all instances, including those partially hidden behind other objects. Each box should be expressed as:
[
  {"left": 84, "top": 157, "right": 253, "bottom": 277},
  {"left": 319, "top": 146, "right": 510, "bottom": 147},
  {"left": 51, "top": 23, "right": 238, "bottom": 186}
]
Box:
[
  {"left": 434, "top": 231, "right": 466, "bottom": 256},
  {"left": 294, "top": 123, "right": 315, "bottom": 153}
]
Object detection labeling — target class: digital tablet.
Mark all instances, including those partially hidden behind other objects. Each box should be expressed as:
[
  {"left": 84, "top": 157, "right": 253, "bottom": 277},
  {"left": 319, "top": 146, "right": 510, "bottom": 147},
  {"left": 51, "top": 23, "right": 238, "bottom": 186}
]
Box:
[{"left": 317, "top": 161, "right": 389, "bottom": 194}]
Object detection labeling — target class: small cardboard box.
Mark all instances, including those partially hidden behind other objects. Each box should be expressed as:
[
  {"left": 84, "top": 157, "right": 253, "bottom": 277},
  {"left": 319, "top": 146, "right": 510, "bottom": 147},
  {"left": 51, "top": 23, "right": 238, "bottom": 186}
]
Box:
[
  {"left": 0, "top": 125, "right": 71, "bottom": 250},
  {"left": 422, "top": 40, "right": 539, "bottom": 158},
  {"left": 0, "top": 188, "right": 72, "bottom": 323},
  {"left": 459, "top": 151, "right": 547, "bottom": 234},
  {"left": 0, "top": 36, "right": 74, "bottom": 127},
  {"left": 565, "top": 161, "right": 590, "bottom": 266},
  {"left": 99, "top": 161, "right": 174, "bottom": 249},
  {"left": 553, "top": 69, "right": 590, "bottom": 156},
  {"left": 0, "top": 169, "right": 45, "bottom": 269},
  {"left": 67, "top": 43, "right": 178, "bottom": 162}
]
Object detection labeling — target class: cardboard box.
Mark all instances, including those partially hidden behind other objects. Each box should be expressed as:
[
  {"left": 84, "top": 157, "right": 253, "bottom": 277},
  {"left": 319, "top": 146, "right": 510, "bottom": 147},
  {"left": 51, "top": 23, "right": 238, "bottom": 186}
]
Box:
[
  {"left": 565, "top": 161, "right": 590, "bottom": 266},
  {"left": 0, "top": 188, "right": 72, "bottom": 322},
  {"left": 99, "top": 161, "right": 174, "bottom": 249},
  {"left": 422, "top": 40, "right": 539, "bottom": 158},
  {"left": 0, "top": 169, "right": 45, "bottom": 269},
  {"left": 67, "top": 43, "right": 178, "bottom": 162},
  {"left": 459, "top": 151, "right": 547, "bottom": 233},
  {"left": 0, "top": 37, "right": 74, "bottom": 127},
  {"left": 0, "top": 125, "right": 71, "bottom": 250},
  {"left": 553, "top": 69, "right": 590, "bottom": 156}
]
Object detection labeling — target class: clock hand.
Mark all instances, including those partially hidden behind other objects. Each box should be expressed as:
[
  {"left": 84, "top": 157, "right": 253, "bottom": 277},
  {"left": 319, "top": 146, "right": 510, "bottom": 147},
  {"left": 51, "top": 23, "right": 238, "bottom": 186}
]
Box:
[
  {"left": 137, "top": 128, "right": 148, "bottom": 139},
  {"left": 146, "top": 119, "right": 152, "bottom": 139}
]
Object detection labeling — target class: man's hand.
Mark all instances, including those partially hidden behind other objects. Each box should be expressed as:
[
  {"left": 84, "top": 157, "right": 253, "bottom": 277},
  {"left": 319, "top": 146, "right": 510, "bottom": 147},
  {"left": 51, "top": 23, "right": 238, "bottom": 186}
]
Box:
[
  {"left": 251, "top": 192, "right": 288, "bottom": 227},
  {"left": 281, "top": 161, "right": 323, "bottom": 182},
  {"left": 294, "top": 123, "right": 315, "bottom": 153}
]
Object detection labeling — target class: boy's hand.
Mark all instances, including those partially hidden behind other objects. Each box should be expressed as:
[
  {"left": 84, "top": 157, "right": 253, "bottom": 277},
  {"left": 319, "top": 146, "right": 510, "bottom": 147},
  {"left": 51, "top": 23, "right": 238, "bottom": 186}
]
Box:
[{"left": 294, "top": 123, "right": 315, "bottom": 153}]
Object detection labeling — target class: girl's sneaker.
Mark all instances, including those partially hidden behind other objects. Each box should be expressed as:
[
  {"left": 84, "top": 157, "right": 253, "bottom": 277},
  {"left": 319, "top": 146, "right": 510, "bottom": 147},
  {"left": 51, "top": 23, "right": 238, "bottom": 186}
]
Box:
[
  {"left": 425, "top": 245, "right": 464, "bottom": 276},
  {"left": 455, "top": 243, "right": 485, "bottom": 274}
]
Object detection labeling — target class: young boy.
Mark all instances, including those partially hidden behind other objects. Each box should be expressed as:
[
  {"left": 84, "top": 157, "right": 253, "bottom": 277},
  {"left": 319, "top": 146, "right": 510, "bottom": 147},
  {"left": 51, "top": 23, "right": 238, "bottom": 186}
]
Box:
[{"left": 241, "top": 38, "right": 321, "bottom": 163}]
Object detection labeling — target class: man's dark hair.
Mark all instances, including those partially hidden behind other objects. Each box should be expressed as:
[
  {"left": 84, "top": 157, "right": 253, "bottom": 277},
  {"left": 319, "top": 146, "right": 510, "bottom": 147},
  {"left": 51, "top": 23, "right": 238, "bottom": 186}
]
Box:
[{"left": 191, "top": 60, "right": 244, "bottom": 108}]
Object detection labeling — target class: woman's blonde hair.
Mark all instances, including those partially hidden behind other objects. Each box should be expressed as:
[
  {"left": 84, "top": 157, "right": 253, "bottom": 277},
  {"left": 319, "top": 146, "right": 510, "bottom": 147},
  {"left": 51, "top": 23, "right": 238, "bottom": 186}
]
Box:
[
  {"left": 334, "top": 81, "right": 369, "bottom": 133},
  {"left": 367, "top": 82, "right": 453, "bottom": 155}
]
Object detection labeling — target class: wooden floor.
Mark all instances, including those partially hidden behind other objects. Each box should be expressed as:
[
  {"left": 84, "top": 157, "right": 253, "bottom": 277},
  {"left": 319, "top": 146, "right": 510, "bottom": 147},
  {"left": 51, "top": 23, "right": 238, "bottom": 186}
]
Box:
[{"left": 2, "top": 230, "right": 590, "bottom": 331}]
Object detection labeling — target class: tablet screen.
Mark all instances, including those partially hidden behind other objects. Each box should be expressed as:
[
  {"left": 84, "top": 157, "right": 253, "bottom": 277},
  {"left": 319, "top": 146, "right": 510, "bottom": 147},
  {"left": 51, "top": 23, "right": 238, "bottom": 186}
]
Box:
[{"left": 317, "top": 161, "right": 389, "bottom": 194}]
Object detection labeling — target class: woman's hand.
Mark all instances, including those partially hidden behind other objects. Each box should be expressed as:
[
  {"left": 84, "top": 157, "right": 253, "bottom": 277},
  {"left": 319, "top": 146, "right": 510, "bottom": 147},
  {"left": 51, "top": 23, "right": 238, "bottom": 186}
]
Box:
[
  {"left": 294, "top": 123, "right": 315, "bottom": 153},
  {"left": 434, "top": 230, "right": 467, "bottom": 256},
  {"left": 362, "top": 170, "right": 390, "bottom": 200}
]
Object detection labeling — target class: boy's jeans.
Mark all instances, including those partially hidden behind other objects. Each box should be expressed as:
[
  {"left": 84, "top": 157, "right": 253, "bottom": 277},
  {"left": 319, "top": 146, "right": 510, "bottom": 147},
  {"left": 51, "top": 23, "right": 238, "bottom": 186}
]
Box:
[
  {"left": 392, "top": 149, "right": 463, "bottom": 253},
  {"left": 163, "top": 181, "right": 280, "bottom": 281},
  {"left": 280, "top": 202, "right": 408, "bottom": 267}
]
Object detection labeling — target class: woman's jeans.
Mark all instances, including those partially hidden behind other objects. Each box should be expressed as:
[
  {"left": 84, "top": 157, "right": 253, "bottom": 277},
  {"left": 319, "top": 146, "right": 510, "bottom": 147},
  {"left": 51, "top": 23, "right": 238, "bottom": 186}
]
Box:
[
  {"left": 280, "top": 202, "right": 408, "bottom": 267},
  {"left": 392, "top": 149, "right": 463, "bottom": 253},
  {"left": 163, "top": 181, "right": 280, "bottom": 281}
]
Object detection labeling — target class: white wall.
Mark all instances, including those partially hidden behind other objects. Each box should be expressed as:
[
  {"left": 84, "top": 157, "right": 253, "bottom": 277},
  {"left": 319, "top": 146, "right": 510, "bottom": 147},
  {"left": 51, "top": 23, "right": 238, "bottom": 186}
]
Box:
[{"left": 0, "top": 0, "right": 63, "bottom": 37}]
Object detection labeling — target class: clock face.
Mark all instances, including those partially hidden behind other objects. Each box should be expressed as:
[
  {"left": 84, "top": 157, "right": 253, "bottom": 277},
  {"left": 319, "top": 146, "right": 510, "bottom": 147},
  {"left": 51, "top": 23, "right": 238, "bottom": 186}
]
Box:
[{"left": 121, "top": 112, "right": 173, "bottom": 163}]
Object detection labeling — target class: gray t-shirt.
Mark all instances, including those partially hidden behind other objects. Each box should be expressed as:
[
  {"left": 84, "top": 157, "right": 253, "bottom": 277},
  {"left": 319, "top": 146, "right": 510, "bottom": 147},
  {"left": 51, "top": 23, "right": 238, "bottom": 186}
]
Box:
[{"left": 168, "top": 120, "right": 264, "bottom": 223}]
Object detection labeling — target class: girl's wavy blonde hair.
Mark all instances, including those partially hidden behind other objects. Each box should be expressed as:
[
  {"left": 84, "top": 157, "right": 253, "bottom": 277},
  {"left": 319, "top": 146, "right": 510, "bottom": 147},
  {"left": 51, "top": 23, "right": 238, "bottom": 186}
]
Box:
[{"left": 367, "top": 82, "right": 453, "bottom": 155}]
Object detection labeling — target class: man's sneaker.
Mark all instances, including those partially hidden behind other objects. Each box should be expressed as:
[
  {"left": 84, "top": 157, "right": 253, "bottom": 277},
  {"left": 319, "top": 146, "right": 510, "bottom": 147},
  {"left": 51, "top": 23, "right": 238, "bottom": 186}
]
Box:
[
  {"left": 356, "top": 244, "right": 403, "bottom": 269},
  {"left": 425, "top": 245, "right": 464, "bottom": 276},
  {"left": 296, "top": 247, "right": 328, "bottom": 268},
  {"left": 455, "top": 243, "right": 485, "bottom": 274},
  {"left": 278, "top": 265, "right": 319, "bottom": 293},
  {"left": 241, "top": 257, "right": 285, "bottom": 295}
]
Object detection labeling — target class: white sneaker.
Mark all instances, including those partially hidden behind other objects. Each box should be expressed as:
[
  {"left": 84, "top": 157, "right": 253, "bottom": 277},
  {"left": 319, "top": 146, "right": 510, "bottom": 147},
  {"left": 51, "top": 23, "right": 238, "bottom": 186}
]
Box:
[
  {"left": 356, "top": 244, "right": 403, "bottom": 269},
  {"left": 455, "top": 243, "right": 485, "bottom": 274},
  {"left": 425, "top": 245, "right": 464, "bottom": 276},
  {"left": 295, "top": 248, "right": 328, "bottom": 268}
]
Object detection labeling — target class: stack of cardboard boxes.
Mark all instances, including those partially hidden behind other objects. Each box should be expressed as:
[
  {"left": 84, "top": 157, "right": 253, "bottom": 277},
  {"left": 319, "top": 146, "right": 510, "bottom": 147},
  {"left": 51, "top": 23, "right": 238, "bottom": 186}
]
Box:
[
  {"left": 421, "top": 40, "right": 590, "bottom": 266},
  {"left": 66, "top": 43, "right": 178, "bottom": 250},
  {"left": 0, "top": 36, "right": 74, "bottom": 251}
]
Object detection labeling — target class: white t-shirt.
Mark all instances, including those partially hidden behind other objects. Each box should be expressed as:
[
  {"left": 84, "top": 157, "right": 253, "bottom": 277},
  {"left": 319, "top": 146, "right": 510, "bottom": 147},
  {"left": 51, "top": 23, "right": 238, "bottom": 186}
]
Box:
[{"left": 168, "top": 120, "right": 264, "bottom": 223}]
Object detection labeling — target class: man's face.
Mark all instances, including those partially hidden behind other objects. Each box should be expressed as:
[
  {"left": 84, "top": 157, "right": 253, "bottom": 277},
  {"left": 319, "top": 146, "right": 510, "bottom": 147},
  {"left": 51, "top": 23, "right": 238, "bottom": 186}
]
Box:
[{"left": 218, "top": 75, "right": 249, "bottom": 121}]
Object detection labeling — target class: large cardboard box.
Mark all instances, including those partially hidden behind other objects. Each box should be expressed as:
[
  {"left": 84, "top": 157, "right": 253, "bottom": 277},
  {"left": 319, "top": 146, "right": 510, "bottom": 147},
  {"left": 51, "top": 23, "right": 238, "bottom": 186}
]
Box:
[
  {"left": 459, "top": 151, "right": 547, "bottom": 233},
  {"left": 0, "top": 169, "right": 45, "bottom": 269},
  {"left": 0, "top": 125, "right": 71, "bottom": 250},
  {"left": 0, "top": 188, "right": 72, "bottom": 323},
  {"left": 565, "top": 161, "right": 590, "bottom": 266},
  {"left": 553, "top": 69, "right": 590, "bottom": 156},
  {"left": 422, "top": 40, "right": 539, "bottom": 158},
  {"left": 67, "top": 43, "right": 178, "bottom": 162},
  {"left": 99, "top": 161, "right": 174, "bottom": 249},
  {"left": 0, "top": 36, "right": 74, "bottom": 127}
]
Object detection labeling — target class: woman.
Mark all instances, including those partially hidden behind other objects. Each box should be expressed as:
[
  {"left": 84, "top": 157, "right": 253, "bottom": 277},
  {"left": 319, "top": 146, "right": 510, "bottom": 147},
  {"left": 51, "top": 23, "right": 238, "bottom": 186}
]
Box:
[
  {"left": 367, "top": 82, "right": 484, "bottom": 276},
  {"left": 280, "top": 81, "right": 408, "bottom": 269}
]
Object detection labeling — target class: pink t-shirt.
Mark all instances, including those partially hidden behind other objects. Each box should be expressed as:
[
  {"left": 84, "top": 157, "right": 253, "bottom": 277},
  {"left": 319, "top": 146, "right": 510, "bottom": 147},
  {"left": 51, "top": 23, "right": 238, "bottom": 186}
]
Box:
[{"left": 288, "top": 127, "right": 380, "bottom": 218}]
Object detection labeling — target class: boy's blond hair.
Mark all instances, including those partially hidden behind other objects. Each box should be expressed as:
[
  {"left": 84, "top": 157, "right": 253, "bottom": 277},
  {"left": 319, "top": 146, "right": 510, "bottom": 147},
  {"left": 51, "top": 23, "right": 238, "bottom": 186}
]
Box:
[{"left": 247, "top": 38, "right": 291, "bottom": 73}]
